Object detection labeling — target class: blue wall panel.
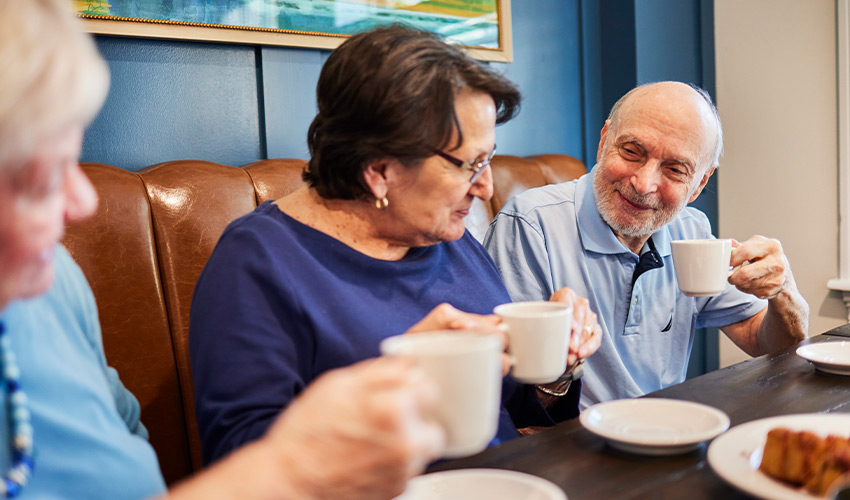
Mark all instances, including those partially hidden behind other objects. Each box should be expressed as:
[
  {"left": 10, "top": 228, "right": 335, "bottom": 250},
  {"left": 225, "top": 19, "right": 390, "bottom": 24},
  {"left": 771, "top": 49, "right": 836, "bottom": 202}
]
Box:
[
  {"left": 635, "top": 0, "right": 701, "bottom": 84},
  {"left": 598, "top": 0, "right": 638, "bottom": 127},
  {"left": 83, "top": 3, "right": 584, "bottom": 169},
  {"left": 83, "top": 37, "right": 261, "bottom": 170},
  {"left": 261, "top": 47, "right": 327, "bottom": 160},
  {"left": 580, "top": 0, "right": 603, "bottom": 166},
  {"left": 494, "top": 0, "right": 584, "bottom": 161}
]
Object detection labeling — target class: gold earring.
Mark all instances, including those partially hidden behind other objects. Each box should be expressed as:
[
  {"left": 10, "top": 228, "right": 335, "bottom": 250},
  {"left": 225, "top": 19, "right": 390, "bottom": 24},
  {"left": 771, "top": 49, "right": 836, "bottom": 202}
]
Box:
[{"left": 375, "top": 197, "right": 389, "bottom": 210}]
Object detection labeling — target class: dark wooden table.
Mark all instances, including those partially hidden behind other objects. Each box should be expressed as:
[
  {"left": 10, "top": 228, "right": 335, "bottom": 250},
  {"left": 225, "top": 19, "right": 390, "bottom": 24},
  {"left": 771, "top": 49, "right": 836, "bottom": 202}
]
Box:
[{"left": 429, "top": 331, "right": 850, "bottom": 499}]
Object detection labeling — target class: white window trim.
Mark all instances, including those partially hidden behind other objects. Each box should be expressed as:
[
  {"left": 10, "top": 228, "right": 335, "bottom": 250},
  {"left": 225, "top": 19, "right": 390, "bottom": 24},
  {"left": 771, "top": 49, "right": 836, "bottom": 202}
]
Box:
[{"left": 828, "top": 0, "right": 850, "bottom": 320}]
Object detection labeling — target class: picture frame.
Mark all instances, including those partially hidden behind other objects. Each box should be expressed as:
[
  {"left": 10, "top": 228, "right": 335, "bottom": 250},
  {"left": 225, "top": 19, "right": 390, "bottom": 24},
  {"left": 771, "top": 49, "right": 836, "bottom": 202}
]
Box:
[{"left": 76, "top": 0, "right": 512, "bottom": 62}]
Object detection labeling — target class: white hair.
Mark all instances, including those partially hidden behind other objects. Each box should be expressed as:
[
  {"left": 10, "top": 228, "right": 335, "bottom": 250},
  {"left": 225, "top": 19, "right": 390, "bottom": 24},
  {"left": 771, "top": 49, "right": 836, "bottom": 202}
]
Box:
[{"left": 0, "top": 0, "right": 109, "bottom": 176}]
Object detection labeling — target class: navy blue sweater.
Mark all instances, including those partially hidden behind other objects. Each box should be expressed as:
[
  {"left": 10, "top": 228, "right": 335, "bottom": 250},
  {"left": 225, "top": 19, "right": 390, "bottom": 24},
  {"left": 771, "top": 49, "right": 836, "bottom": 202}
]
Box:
[{"left": 190, "top": 202, "right": 578, "bottom": 464}]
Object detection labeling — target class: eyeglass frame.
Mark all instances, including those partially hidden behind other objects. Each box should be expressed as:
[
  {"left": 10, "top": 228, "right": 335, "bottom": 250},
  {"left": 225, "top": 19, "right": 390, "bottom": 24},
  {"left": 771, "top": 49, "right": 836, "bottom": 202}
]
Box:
[{"left": 434, "top": 145, "right": 497, "bottom": 184}]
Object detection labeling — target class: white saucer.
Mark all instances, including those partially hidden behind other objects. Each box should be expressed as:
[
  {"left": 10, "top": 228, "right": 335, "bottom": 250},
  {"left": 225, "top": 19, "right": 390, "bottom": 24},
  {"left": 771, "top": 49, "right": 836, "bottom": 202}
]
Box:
[
  {"left": 579, "top": 398, "right": 730, "bottom": 455},
  {"left": 796, "top": 341, "right": 850, "bottom": 375},
  {"left": 395, "top": 469, "right": 566, "bottom": 500}
]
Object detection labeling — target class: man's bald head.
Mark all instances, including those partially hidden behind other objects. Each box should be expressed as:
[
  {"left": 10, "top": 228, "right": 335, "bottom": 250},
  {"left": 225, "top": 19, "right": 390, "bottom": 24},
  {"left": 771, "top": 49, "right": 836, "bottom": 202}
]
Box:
[{"left": 606, "top": 82, "right": 723, "bottom": 172}]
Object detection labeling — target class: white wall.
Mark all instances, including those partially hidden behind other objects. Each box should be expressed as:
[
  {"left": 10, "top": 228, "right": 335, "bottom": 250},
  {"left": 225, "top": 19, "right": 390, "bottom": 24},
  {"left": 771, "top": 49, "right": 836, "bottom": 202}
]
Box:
[{"left": 714, "top": 0, "right": 845, "bottom": 366}]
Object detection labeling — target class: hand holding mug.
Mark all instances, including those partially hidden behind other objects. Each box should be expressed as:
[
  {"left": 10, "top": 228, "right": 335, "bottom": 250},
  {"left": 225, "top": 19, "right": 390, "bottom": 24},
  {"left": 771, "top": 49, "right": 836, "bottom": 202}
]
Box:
[
  {"left": 494, "top": 301, "right": 573, "bottom": 384},
  {"left": 405, "top": 303, "right": 510, "bottom": 376},
  {"left": 550, "top": 287, "right": 602, "bottom": 368},
  {"left": 728, "top": 236, "right": 790, "bottom": 300},
  {"left": 405, "top": 303, "right": 503, "bottom": 334}
]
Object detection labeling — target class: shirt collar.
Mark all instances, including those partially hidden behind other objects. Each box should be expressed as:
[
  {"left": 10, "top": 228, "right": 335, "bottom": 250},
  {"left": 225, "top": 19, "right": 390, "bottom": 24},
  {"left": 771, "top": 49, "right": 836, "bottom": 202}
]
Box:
[{"left": 577, "top": 165, "right": 672, "bottom": 258}]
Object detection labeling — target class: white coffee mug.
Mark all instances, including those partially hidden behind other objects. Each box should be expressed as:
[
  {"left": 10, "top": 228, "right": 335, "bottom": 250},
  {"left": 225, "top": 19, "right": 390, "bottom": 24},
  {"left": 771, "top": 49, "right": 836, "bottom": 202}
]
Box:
[
  {"left": 493, "top": 301, "right": 573, "bottom": 384},
  {"left": 670, "top": 238, "right": 733, "bottom": 297},
  {"left": 379, "top": 332, "right": 503, "bottom": 458}
]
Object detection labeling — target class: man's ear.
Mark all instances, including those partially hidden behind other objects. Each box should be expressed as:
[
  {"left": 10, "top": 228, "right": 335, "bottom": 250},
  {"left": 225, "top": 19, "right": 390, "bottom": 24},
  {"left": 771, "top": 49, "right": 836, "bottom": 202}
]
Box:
[
  {"left": 688, "top": 165, "right": 717, "bottom": 203},
  {"left": 597, "top": 120, "right": 611, "bottom": 164},
  {"left": 362, "top": 160, "right": 391, "bottom": 200}
]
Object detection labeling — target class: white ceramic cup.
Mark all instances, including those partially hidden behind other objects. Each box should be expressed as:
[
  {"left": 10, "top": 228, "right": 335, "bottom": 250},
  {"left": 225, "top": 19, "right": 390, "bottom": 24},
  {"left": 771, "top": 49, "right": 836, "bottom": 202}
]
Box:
[
  {"left": 670, "top": 239, "right": 733, "bottom": 297},
  {"left": 379, "top": 332, "right": 503, "bottom": 458},
  {"left": 493, "top": 301, "right": 573, "bottom": 384}
]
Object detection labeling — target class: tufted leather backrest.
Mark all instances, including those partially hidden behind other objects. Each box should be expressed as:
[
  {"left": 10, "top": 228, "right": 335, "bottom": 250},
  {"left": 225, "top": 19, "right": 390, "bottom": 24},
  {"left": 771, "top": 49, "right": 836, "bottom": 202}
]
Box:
[
  {"left": 62, "top": 154, "right": 586, "bottom": 485},
  {"left": 61, "top": 164, "right": 190, "bottom": 480}
]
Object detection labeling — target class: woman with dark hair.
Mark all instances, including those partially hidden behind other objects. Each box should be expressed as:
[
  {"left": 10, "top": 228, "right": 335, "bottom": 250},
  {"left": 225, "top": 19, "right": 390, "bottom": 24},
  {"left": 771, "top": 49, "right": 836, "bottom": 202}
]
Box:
[
  {"left": 303, "top": 25, "right": 520, "bottom": 200},
  {"left": 190, "top": 25, "right": 602, "bottom": 466}
]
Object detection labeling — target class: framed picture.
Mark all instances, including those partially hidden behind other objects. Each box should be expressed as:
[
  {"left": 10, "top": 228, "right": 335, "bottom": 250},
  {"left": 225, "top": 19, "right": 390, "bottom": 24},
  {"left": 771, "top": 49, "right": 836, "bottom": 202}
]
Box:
[{"left": 75, "top": 0, "right": 512, "bottom": 62}]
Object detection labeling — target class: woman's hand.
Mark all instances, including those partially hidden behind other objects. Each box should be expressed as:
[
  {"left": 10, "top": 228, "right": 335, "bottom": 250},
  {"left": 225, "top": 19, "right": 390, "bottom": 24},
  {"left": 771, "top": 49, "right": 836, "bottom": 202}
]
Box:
[
  {"left": 406, "top": 303, "right": 501, "bottom": 333},
  {"left": 405, "top": 303, "right": 511, "bottom": 376},
  {"left": 550, "top": 288, "right": 602, "bottom": 368}
]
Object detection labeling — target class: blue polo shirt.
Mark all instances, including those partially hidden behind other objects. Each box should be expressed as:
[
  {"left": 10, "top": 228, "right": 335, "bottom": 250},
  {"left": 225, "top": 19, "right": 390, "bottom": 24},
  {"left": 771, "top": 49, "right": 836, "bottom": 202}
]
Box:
[{"left": 484, "top": 167, "right": 766, "bottom": 408}]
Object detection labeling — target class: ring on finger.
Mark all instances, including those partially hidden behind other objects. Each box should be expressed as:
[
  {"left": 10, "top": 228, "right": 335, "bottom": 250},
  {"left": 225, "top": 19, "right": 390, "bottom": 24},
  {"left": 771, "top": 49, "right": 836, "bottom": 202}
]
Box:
[{"left": 582, "top": 323, "right": 594, "bottom": 336}]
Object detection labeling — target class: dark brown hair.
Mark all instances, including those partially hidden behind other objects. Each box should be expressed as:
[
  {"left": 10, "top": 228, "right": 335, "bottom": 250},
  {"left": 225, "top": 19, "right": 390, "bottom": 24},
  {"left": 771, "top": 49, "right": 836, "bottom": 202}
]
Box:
[{"left": 302, "top": 24, "right": 521, "bottom": 199}]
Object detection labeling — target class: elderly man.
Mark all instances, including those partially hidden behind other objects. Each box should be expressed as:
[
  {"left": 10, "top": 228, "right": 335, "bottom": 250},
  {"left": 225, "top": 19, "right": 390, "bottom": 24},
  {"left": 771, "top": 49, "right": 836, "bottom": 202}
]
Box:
[{"left": 484, "top": 81, "right": 808, "bottom": 408}]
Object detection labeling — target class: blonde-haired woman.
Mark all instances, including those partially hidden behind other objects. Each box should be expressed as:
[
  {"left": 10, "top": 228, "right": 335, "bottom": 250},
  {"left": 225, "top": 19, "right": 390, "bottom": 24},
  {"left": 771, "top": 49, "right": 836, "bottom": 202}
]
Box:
[{"left": 0, "top": 1, "right": 444, "bottom": 498}]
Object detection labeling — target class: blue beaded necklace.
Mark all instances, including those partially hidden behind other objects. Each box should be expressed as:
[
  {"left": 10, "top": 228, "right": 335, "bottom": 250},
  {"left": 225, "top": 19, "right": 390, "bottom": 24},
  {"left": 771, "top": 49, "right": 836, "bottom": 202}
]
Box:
[{"left": 0, "top": 321, "right": 34, "bottom": 498}]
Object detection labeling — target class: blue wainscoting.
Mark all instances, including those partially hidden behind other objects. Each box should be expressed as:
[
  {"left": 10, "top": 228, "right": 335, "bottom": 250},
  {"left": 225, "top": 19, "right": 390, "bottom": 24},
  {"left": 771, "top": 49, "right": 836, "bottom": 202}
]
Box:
[
  {"left": 82, "top": 0, "right": 585, "bottom": 170},
  {"left": 83, "top": 38, "right": 262, "bottom": 170}
]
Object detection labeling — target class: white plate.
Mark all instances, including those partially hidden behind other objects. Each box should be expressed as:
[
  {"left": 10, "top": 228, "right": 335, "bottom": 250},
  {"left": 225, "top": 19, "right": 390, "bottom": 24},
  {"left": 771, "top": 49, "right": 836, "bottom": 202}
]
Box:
[
  {"left": 797, "top": 341, "right": 850, "bottom": 375},
  {"left": 395, "top": 469, "right": 567, "bottom": 500},
  {"left": 579, "top": 398, "right": 730, "bottom": 455},
  {"left": 707, "top": 413, "right": 850, "bottom": 500}
]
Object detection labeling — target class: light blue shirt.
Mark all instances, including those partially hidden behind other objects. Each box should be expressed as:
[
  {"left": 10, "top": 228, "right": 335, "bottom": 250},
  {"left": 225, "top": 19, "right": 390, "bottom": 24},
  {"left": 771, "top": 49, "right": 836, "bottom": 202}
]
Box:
[
  {"left": 0, "top": 246, "right": 166, "bottom": 499},
  {"left": 484, "top": 167, "right": 766, "bottom": 408}
]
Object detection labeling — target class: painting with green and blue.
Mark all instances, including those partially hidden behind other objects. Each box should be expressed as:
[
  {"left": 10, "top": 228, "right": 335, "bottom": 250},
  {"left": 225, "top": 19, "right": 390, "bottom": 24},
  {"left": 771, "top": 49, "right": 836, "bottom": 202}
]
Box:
[{"left": 74, "top": 0, "right": 501, "bottom": 48}]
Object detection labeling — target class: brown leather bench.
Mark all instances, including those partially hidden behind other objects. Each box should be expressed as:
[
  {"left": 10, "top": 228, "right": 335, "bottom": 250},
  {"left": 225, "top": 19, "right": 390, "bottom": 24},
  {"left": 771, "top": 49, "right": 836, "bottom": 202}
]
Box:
[{"left": 61, "top": 154, "right": 587, "bottom": 485}]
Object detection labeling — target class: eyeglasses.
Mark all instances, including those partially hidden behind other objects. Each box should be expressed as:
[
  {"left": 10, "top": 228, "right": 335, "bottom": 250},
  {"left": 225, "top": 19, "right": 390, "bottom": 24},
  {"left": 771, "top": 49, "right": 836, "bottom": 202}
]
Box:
[{"left": 435, "top": 145, "right": 497, "bottom": 184}]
